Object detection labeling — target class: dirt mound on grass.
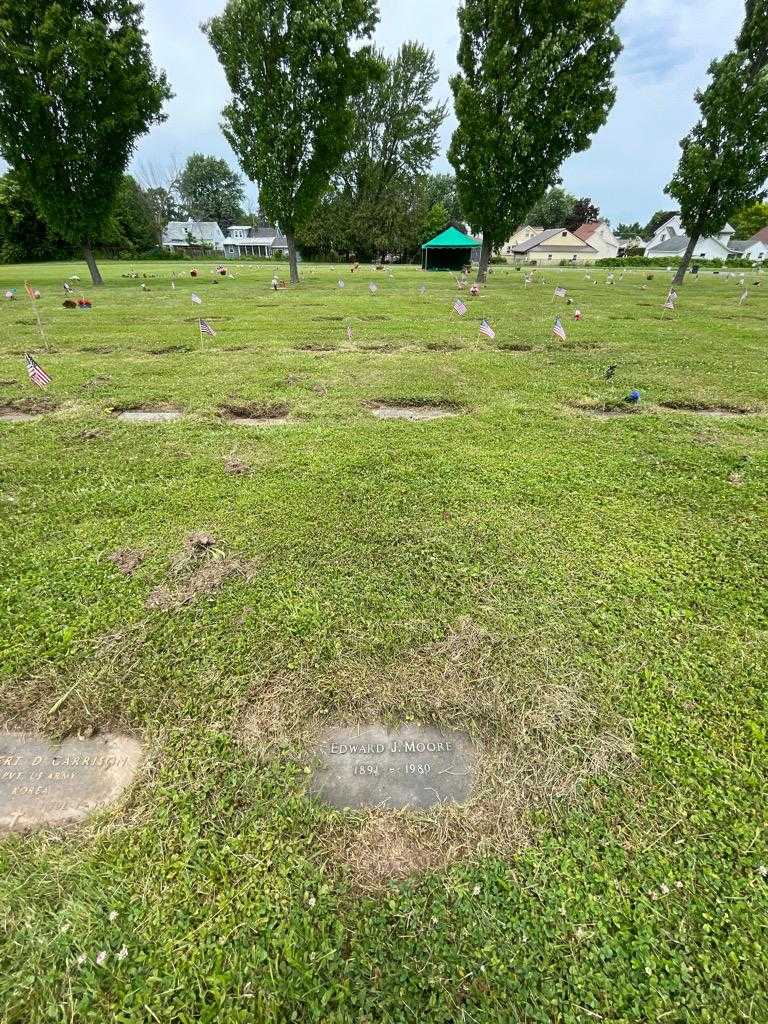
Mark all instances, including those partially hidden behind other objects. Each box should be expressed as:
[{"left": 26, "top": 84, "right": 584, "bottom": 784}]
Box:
[
  {"left": 146, "top": 532, "right": 258, "bottom": 611},
  {"left": 566, "top": 400, "right": 642, "bottom": 418},
  {"left": 498, "top": 343, "right": 532, "bottom": 352},
  {"left": 0, "top": 397, "right": 59, "bottom": 421},
  {"left": 218, "top": 400, "right": 291, "bottom": 426}
]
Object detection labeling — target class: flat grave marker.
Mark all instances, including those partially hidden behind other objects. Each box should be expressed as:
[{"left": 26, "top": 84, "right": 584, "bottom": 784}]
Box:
[
  {"left": 0, "top": 731, "right": 143, "bottom": 833},
  {"left": 308, "top": 724, "right": 476, "bottom": 810}
]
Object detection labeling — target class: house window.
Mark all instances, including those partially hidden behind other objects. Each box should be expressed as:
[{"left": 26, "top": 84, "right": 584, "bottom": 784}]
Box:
[
  {"left": 547, "top": 254, "right": 552, "bottom": 260},
  {"left": 561, "top": 231, "right": 567, "bottom": 237}
]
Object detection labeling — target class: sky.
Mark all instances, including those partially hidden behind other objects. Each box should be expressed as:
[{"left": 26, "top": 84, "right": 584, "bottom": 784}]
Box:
[{"left": 133, "top": 0, "right": 745, "bottom": 228}]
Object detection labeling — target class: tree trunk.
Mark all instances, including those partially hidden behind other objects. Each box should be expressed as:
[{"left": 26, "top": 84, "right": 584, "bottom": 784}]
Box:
[
  {"left": 82, "top": 240, "right": 103, "bottom": 287},
  {"left": 286, "top": 232, "right": 300, "bottom": 285},
  {"left": 672, "top": 232, "right": 699, "bottom": 285},
  {"left": 476, "top": 236, "right": 492, "bottom": 283}
]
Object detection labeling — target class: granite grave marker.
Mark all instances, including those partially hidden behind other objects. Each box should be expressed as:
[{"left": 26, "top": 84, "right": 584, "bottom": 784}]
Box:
[
  {"left": 0, "top": 731, "right": 143, "bottom": 833},
  {"left": 309, "top": 725, "right": 475, "bottom": 809}
]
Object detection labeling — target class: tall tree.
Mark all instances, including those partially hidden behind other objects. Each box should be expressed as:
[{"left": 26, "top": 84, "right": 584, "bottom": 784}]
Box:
[
  {"left": 667, "top": 0, "right": 768, "bottom": 284},
  {"left": 732, "top": 201, "right": 768, "bottom": 239},
  {"left": 565, "top": 197, "right": 601, "bottom": 231},
  {"left": 422, "top": 173, "right": 464, "bottom": 226},
  {"left": 525, "top": 187, "right": 578, "bottom": 229},
  {"left": 0, "top": 0, "right": 171, "bottom": 285},
  {"left": 204, "top": 0, "right": 380, "bottom": 285},
  {"left": 299, "top": 41, "right": 446, "bottom": 260},
  {"left": 176, "top": 153, "right": 246, "bottom": 228},
  {"left": 448, "top": 0, "right": 624, "bottom": 282}
]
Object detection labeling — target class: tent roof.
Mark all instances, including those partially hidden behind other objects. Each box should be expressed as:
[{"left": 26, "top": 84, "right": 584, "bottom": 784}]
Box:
[{"left": 422, "top": 226, "right": 478, "bottom": 249}]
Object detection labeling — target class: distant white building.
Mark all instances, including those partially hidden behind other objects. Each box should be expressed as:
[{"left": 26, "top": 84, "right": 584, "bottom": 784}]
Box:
[
  {"left": 223, "top": 225, "right": 289, "bottom": 259},
  {"left": 573, "top": 221, "right": 621, "bottom": 259},
  {"left": 162, "top": 220, "right": 225, "bottom": 254},
  {"left": 501, "top": 225, "right": 545, "bottom": 254},
  {"left": 741, "top": 227, "right": 768, "bottom": 262},
  {"left": 644, "top": 215, "right": 736, "bottom": 261}
]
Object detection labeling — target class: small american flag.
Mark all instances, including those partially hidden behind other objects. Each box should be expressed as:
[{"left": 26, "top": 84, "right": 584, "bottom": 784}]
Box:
[
  {"left": 25, "top": 281, "right": 37, "bottom": 300},
  {"left": 554, "top": 286, "right": 567, "bottom": 299},
  {"left": 199, "top": 318, "right": 216, "bottom": 336},
  {"left": 479, "top": 319, "right": 495, "bottom": 339},
  {"left": 663, "top": 289, "right": 677, "bottom": 310},
  {"left": 338, "top": 280, "right": 345, "bottom": 289},
  {"left": 419, "top": 285, "right": 426, "bottom": 296},
  {"left": 191, "top": 292, "right": 202, "bottom": 305},
  {"left": 346, "top": 325, "right": 353, "bottom": 342},
  {"left": 63, "top": 281, "right": 72, "bottom": 294},
  {"left": 552, "top": 317, "right": 567, "bottom": 341},
  {"left": 25, "top": 353, "right": 51, "bottom": 389},
  {"left": 739, "top": 288, "right": 748, "bottom": 306},
  {"left": 453, "top": 297, "right": 467, "bottom": 317},
  {"left": 369, "top": 283, "right": 378, "bottom": 294}
]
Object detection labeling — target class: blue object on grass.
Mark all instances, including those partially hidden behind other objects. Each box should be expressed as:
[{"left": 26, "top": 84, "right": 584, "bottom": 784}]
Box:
[{"left": 626, "top": 389, "right": 641, "bottom": 404}]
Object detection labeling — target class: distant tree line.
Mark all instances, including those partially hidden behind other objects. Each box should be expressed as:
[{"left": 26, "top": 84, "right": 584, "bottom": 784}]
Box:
[{"left": 0, "top": 0, "right": 764, "bottom": 284}]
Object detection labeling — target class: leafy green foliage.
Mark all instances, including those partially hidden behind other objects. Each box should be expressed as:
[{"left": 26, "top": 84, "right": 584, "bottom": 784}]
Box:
[
  {"left": 565, "top": 196, "right": 601, "bottom": 231},
  {"left": 0, "top": 0, "right": 171, "bottom": 284},
  {"left": 616, "top": 221, "right": 644, "bottom": 239},
  {"left": 732, "top": 201, "right": 768, "bottom": 239},
  {"left": 204, "top": 0, "right": 380, "bottom": 283},
  {"left": 176, "top": 153, "right": 245, "bottom": 229},
  {"left": 0, "top": 171, "right": 74, "bottom": 263},
  {"left": 421, "top": 172, "right": 465, "bottom": 226},
  {"left": 296, "top": 42, "right": 446, "bottom": 262},
  {"left": 448, "top": 0, "right": 625, "bottom": 280},
  {"left": 666, "top": 0, "right": 768, "bottom": 281},
  {"left": 525, "top": 187, "right": 578, "bottom": 230}
]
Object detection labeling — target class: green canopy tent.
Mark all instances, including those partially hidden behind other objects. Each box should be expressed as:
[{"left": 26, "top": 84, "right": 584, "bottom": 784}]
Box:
[{"left": 421, "top": 226, "right": 480, "bottom": 271}]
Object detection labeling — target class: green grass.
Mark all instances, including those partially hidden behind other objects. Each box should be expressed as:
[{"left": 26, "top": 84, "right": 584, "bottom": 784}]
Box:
[{"left": 0, "top": 259, "right": 766, "bottom": 1023}]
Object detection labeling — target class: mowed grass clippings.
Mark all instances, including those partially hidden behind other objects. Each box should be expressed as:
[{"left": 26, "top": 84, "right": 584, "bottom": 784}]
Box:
[{"left": 0, "top": 259, "right": 767, "bottom": 1023}]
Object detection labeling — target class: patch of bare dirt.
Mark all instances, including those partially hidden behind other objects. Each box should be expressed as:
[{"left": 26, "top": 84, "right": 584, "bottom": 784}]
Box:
[
  {"left": 367, "top": 399, "right": 463, "bottom": 421},
  {"left": 219, "top": 400, "right": 290, "bottom": 426},
  {"left": 312, "top": 315, "right": 343, "bottom": 322},
  {"left": 78, "top": 346, "right": 114, "bottom": 354},
  {"left": 224, "top": 452, "right": 250, "bottom": 475},
  {"left": 426, "top": 342, "right": 463, "bottom": 352},
  {"left": 145, "top": 532, "right": 258, "bottom": 612},
  {"left": 0, "top": 397, "right": 59, "bottom": 421},
  {"left": 241, "top": 618, "right": 637, "bottom": 889},
  {"left": 293, "top": 342, "right": 337, "bottom": 352},
  {"left": 108, "top": 549, "right": 146, "bottom": 575},
  {"left": 498, "top": 343, "right": 533, "bottom": 352},
  {"left": 148, "top": 345, "right": 193, "bottom": 355}
]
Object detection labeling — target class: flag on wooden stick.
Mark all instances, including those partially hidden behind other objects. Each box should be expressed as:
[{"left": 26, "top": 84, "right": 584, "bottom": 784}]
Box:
[
  {"left": 553, "top": 316, "right": 567, "bottom": 341},
  {"left": 453, "top": 297, "right": 467, "bottom": 317},
  {"left": 479, "top": 319, "right": 495, "bottom": 339},
  {"left": 199, "top": 318, "right": 216, "bottom": 337}
]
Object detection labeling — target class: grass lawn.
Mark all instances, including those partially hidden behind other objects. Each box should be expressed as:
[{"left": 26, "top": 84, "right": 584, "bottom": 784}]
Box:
[{"left": 0, "top": 258, "right": 766, "bottom": 1023}]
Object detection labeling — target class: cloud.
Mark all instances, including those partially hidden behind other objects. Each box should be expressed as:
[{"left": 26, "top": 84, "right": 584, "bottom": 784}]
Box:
[{"left": 127, "top": 0, "right": 742, "bottom": 224}]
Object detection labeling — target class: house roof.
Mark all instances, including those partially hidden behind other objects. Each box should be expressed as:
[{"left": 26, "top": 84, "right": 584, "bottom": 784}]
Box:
[
  {"left": 646, "top": 235, "right": 689, "bottom": 254},
  {"left": 163, "top": 220, "right": 223, "bottom": 243},
  {"left": 511, "top": 228, "right": 596, "bottom": 254},
  {"left": 748, "top": 226, "right": 768, "bottom": 244},
  {"left": 272, "top": 234, "right": 288, "bottom": 248},
  {"left": 729, "top": 240, "right": 752, "bottom": 253},
  {"left": 422, "top": 226, "right": 478, "bottom": 249},
  {"left": 574, "top": 222, "right": 600, "bottom": 241}
]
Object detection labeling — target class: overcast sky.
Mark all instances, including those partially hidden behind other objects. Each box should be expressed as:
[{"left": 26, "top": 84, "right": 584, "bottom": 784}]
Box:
[{"left": 133, "top": 0, "right": 745, "bottom": 227}]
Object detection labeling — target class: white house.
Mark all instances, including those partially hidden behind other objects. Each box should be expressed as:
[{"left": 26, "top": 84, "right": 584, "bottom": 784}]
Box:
[
  {"left": 162, "top": 220, "right": 225, "bottom": 254},
  {"left": 573, "top": 221, "right": 620, "bottom": 259},
  {"left": 741, "top": 227, "right": 768, "bottom": 262},
  {"left": 644, "top": 215, "right": 736, "bottom": 261},
  {"left": 223, "top": 225, "right": 289, "bottom": 259}
]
